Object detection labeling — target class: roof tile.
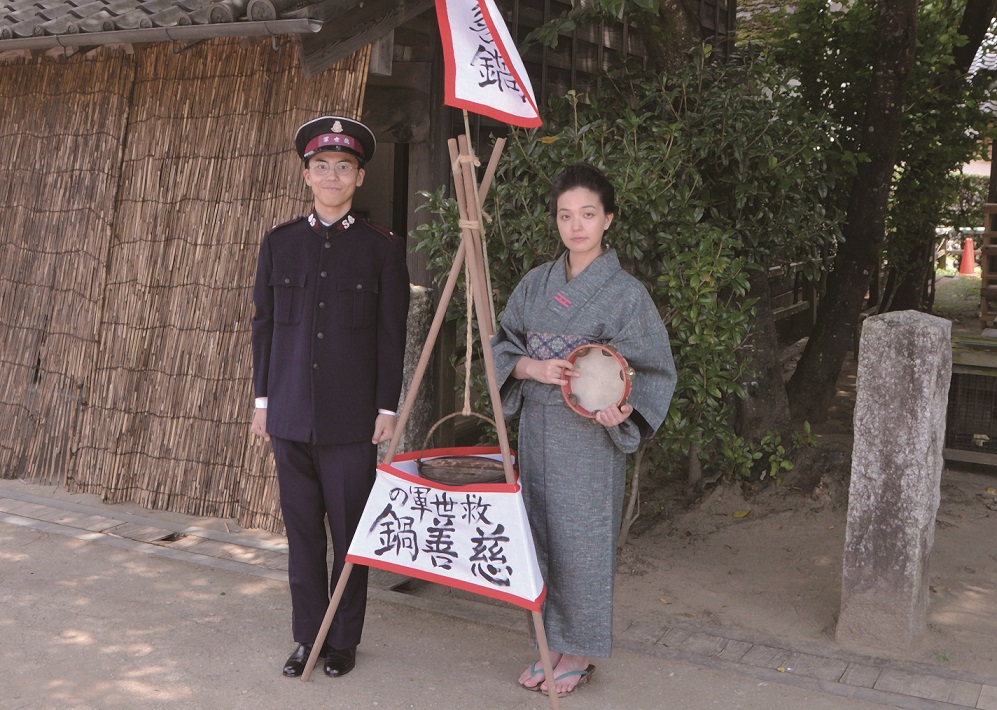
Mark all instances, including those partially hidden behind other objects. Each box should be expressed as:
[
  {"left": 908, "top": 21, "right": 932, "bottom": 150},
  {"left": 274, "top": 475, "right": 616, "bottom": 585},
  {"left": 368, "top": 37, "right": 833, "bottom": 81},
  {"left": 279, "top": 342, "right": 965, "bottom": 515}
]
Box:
[
  {"left": 205, "top": 0, "right": 245, "bottom": 23},
  {"left": 106, "top": 0, "right": 142, "bottom": 12},
  {"left": 40, "top": 14, "right": 79, "bottom": 32},
  {"left": 0, "top": 0, "right": 313, "bottom": 41},
  {"left": 138, "top": 0, "right": 180, "bottom": 14},
  {"left": 147, "top": 5, "right": 190, "bottom": 25},
  {"left": 76, "top": 11, "right": 116, "bottom": 31},
  {"left": 8, "top": 18, "right": 45, "bottom": 36},
  {"left": 41, "top": 2, "right": 74, "bottom": 18},
  {"left": 187, "top": 5, "right": 210, "bottom": 22},
  {"left": 71, "top": 1, "right": 118, "bottom": 17},
  {"left": 9, "top": 6, "right": 47, "bottom": 22},
  {"left": 110, "top": 7, "right": 153, "bottom": 29}
]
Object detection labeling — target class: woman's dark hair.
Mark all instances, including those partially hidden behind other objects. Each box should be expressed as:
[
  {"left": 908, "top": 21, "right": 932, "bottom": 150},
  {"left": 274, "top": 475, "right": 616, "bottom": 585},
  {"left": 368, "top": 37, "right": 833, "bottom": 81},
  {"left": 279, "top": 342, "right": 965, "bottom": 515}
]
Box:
[{"left": 548, "top": 162, "right": 617, "bottom": 217}]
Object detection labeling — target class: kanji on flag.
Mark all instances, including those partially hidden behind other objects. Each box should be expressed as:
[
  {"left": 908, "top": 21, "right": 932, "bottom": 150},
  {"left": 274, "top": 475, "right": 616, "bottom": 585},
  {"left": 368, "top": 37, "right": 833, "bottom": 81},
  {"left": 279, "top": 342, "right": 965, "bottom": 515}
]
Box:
[
  {"left": 346, "top": 448, "right": 546, "bottom": 611},
  {"left": 435, "top": 0, "right": 542, "bottom": 128}
]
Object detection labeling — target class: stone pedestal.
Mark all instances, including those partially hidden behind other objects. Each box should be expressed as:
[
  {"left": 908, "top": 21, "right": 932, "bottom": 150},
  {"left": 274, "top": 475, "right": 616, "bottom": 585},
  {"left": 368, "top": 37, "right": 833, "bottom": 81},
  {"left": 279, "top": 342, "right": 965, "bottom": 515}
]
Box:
[{"left": 837, "top": 310, "right": 951, "bottom": 650}]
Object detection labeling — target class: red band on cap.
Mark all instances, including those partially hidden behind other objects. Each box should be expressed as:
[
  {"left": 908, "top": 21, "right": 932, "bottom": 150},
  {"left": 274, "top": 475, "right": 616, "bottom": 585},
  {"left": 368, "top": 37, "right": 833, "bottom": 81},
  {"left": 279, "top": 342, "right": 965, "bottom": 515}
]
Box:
[{"left": 305, "top": 133, "right": 363, "bottom": 158}]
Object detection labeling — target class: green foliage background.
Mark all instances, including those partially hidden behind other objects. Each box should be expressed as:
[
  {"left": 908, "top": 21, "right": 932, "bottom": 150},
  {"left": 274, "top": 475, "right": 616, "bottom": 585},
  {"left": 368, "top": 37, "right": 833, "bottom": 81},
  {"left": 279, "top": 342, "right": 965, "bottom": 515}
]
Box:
[
  {"left": 769, "top": 0, "right": 995, "bottom": 308},
  {"left": 414, "top": 51, "right": 841, "bottom": 479}
]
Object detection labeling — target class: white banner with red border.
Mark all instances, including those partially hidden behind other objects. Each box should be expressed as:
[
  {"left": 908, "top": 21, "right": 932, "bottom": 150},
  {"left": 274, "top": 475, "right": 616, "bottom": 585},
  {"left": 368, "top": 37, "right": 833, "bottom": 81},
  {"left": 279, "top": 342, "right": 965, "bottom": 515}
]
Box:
[
  {"left": 435, "top": 0, "right": 542, "bottom": 128},
  {"left": 346, "top": 447, "right": 546, "bottom": 611}
]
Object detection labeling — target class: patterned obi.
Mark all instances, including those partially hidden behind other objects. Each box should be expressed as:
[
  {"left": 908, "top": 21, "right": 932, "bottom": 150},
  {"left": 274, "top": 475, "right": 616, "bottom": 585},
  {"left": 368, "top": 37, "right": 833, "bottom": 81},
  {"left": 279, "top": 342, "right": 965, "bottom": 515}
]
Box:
[{"left": 526, "top": 331, "right": 591, "bottom": 361}]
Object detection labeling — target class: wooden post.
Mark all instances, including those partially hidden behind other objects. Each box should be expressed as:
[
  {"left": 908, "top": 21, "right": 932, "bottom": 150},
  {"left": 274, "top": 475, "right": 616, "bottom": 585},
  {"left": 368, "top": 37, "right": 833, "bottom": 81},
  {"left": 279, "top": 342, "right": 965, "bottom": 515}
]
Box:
[
  {"left": 301, "top": 561, "right": 354, "bottom": 682},
  {"left": 382, "top": 136, "right": 506, "bottom": 466}
]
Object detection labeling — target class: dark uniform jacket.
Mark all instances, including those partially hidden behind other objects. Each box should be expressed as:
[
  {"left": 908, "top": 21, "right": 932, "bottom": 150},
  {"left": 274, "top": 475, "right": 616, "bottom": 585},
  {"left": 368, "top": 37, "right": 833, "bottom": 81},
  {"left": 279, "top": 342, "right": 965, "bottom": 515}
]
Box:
[{"left": 251, "top": 210, "right": 410, "bottom": 445}]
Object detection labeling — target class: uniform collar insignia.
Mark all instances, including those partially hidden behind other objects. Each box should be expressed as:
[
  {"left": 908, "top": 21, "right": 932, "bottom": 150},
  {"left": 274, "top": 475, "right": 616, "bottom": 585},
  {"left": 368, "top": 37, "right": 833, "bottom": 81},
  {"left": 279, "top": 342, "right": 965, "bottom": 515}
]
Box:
[
  {"left": 332, "top": 212, "right": 356, "bottom": 233},
  {"left": 308, "top": 210, "right": 355, "bottom": 234}
]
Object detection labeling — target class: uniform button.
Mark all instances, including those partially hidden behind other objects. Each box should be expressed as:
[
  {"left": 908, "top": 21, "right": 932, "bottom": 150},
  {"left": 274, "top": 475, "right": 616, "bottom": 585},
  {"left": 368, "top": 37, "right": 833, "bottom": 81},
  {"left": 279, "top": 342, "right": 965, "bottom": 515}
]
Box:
[
  {"left": 324, "top": 242, "right": 331, "bottom": 249},
  {"left": 316, "top": 332, "right": 324, "bottom": 339},
  {"left": 320, "top": 271, "right": 327, "bottom": 278},
  {"left": 355, "top": 283, "right": 362, "bottom": 290},
  {"left": 312, "top": 363, "right": 319, "bottom": 369},
  {"left": 318, "top": 301, "right": 326, "bottom": 309},
  {"left": 283, "top": 277, "right": 290, "bottom": 284}
]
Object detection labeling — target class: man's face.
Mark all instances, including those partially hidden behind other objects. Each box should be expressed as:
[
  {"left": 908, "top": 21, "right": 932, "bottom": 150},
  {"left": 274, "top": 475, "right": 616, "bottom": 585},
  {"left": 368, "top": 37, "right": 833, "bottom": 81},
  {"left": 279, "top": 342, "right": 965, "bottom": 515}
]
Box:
[{"left": 303, "top": 152, "right": 365, "bottom": 218}]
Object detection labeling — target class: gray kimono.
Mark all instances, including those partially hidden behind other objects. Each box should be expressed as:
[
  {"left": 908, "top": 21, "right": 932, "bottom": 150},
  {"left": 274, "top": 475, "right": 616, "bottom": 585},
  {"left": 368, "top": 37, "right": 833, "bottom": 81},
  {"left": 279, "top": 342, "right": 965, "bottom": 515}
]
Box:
[{"left": 492, "top": 249, "right": 676, "bottom": 657}]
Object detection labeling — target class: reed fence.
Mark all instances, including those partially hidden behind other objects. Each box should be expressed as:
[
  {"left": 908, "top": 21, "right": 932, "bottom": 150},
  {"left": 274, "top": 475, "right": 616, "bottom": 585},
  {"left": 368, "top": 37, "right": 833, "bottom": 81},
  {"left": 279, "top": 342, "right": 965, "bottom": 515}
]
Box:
[{"left": 0, "top": 37, "right": 371, "bottom": 533}]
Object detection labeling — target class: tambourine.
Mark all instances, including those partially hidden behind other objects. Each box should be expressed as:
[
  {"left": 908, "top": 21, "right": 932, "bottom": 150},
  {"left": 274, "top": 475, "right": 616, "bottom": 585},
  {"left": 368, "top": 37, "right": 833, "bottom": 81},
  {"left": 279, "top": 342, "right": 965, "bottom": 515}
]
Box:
[{"left": 560, "top": 343, "right": 635, "bottom": 418}]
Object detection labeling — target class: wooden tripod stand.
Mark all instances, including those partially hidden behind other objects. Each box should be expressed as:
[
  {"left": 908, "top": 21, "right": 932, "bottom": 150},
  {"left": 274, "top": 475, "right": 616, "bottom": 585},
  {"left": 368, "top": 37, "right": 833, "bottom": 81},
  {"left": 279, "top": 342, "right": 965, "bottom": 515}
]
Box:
[{"left": 300, "top": 134, "right": 561, "bottom": 709}]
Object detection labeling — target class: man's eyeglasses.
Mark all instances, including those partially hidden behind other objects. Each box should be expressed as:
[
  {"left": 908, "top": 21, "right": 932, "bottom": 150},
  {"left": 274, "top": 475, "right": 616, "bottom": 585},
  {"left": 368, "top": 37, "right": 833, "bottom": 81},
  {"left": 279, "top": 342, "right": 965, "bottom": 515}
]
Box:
[{"left": 308, "top": 161, "right": 358, "bottom": 178}]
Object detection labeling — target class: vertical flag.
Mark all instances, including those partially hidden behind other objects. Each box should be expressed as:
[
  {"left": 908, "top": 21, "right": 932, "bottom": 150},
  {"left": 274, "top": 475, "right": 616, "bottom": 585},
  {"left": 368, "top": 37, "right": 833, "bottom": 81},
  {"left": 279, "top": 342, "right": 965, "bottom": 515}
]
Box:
[{"left": 435, "top": 0, "right": 542, "bottom": 128}]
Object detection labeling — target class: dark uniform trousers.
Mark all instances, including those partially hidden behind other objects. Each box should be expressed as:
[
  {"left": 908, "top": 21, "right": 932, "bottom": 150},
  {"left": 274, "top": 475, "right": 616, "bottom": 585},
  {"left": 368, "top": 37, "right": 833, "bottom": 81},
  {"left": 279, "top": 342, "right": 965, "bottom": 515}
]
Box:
[{"left": 271, "top": 435, "right": 376, "bottom": 650}]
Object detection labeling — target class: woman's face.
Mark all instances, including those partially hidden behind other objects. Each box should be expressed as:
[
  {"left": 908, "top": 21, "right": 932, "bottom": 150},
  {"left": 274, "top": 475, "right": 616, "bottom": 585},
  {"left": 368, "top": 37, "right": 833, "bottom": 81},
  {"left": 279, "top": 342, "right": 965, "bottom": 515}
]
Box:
[{"left": 555, "top": 186, "right": 613, "bottom": 262}]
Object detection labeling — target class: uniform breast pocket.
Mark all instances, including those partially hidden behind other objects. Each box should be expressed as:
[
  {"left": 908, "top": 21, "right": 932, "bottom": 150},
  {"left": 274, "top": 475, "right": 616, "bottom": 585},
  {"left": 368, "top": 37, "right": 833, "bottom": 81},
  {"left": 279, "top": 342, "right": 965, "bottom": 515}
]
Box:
[
  {"left": 334, "top": 277, "right": 379, "bottom": 329},
  {"left": 270, "top": 272, "right": 307, "bottom": 325}
]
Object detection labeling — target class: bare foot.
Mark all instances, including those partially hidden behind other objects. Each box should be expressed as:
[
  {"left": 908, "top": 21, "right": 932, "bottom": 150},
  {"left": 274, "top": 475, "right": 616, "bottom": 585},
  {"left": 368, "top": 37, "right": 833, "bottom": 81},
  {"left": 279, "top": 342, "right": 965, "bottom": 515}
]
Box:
[
  {"left": 541, "top": 653, "right": 592, "bottom": 696},
  {"left": 518, "top": 652, "right": 562, "bottom": 690}
]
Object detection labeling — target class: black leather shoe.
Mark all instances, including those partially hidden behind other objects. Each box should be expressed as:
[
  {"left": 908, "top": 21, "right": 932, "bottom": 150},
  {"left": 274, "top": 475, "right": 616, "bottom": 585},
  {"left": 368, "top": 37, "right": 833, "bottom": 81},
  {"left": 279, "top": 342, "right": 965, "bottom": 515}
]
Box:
[
  {"left": 323, "top": 646, "right": 356, "bottom": 677},
  {"left": 282, "top": 643, "right": 320, "bottom": 677}
]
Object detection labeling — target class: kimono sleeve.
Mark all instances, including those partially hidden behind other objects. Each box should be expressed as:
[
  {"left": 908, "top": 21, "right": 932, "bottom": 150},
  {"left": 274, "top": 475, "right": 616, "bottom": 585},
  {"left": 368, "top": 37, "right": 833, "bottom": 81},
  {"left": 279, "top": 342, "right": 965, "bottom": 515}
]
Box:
[
  {"left": 605, "top": 417, "right": 644, "bottom": 454},
  {"left": 491, "top": 276, "right": 531, "bottom": 419},
  {"left": 611, "top": 285, "right": 677, "bottom": 440}
]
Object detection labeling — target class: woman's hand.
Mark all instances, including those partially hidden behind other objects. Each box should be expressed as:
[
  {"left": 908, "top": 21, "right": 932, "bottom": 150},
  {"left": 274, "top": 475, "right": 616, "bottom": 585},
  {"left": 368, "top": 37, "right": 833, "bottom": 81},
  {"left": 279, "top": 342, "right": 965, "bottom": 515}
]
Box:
[
  {"left": 513, "top": 357, "right": 577, "bottom": 386},
  {"left": 595, "top": 403, "right": 632, "bottom": 428}
]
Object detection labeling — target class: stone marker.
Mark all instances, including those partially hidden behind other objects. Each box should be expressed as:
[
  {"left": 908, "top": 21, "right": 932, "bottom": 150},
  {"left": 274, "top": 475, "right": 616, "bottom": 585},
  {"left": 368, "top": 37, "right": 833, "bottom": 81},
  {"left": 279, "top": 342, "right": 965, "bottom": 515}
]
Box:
[{"left": 837, "top": 310, "right": 952, "bottom": 650}]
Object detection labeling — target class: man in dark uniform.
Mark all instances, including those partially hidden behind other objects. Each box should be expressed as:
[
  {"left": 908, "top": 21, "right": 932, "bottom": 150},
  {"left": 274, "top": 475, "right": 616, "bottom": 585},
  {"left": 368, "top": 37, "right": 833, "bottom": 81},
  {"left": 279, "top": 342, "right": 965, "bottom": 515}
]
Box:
[{"left": 250, "top": 115, "right": 409, "bottom": 678}]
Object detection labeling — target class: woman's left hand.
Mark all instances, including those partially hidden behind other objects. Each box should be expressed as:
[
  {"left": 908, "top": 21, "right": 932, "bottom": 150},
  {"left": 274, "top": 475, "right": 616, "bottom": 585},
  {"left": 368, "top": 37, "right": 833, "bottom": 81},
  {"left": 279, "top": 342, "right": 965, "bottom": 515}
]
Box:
[{"left": 595, "top": 403, "right": 632, "bottom": 428}]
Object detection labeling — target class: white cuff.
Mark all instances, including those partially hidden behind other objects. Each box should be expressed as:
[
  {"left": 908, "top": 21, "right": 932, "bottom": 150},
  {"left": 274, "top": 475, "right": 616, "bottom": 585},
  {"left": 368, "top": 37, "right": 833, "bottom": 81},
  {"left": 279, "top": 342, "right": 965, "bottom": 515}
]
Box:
[
  {"left": 378, "top": 409, "right": 397, "bottom": 416},
  {"left": 255, "top": 397, "right": 268, "bottom": 409}
]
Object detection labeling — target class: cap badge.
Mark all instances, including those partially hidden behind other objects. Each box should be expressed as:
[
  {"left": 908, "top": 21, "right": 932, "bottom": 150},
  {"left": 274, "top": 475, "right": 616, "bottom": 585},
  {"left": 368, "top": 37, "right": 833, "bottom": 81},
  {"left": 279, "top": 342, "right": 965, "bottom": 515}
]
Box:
[{"left": 332, "top": 120, "right": 344, "bottom": 133}]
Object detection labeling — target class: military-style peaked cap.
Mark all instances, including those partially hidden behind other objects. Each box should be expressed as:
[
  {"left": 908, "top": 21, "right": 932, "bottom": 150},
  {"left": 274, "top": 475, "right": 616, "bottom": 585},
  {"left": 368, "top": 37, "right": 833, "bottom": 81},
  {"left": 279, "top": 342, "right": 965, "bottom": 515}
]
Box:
[{"left": 294, "top": 115, "right": 376, "bottom": 164}]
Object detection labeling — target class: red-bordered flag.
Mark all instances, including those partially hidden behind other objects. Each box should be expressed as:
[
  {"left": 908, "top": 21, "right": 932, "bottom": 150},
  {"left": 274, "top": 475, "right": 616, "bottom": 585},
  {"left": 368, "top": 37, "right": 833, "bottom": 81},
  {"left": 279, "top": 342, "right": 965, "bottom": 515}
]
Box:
[
  {"left": 435, "top": 0, "right": 542, "bottom": 128},
  {"left": 346, "top": 448, "right": 546, "bottom": 611}
]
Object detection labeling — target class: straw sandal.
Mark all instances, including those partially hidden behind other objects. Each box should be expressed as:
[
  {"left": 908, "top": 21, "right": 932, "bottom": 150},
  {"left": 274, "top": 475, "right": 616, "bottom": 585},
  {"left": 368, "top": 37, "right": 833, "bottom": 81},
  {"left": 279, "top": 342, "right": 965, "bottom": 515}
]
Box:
[{"left": 542, "top": 664, "right": 596, "bottom": 698}]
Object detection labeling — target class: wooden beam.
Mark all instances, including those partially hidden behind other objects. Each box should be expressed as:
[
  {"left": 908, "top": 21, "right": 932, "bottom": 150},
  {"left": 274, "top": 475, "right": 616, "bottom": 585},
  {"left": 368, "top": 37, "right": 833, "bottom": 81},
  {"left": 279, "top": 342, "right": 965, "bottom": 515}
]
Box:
[
  {"left": 363, "top": 62, "right": 431, "bottom": 143},
  {"left": 0, "top": 49, "right": 33, "bottom": 61},
  {"left": 369, "top": 30, "right": 394, "bottom": 76},
  {"left": 943, "top": 447, "right": 997, "bottom": 467},
  {"left": 284, "top": 0, "right": 359, "bottom": 22},
  {"left": 952, "top": 334, "right": 997, "bottom": 372},
  {"left": 298, "top": 0, "right": 433, "bottom": 79}
]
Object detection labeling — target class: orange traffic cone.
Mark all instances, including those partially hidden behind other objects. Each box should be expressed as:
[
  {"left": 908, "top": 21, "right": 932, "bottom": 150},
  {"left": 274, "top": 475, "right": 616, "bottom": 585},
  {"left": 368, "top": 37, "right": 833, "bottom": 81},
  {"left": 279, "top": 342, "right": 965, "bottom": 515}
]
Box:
[{"left": 959, "top": 236, "right": 978, "bottom": 277}]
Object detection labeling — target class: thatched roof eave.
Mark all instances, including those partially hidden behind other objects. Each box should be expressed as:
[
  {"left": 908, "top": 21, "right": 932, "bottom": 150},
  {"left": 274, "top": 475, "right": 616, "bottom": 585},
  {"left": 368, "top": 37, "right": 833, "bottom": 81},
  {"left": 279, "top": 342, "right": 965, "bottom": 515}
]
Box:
[{"left": 0, "top": 18, "right": 321, "bottom": 52}]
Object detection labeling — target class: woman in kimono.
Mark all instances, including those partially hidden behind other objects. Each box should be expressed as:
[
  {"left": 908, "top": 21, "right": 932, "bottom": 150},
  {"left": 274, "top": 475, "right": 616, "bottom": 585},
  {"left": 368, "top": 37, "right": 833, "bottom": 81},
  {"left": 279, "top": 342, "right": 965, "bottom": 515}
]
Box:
[{"left": 492, "top": 163, "right": 676, "bottom": 697}]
